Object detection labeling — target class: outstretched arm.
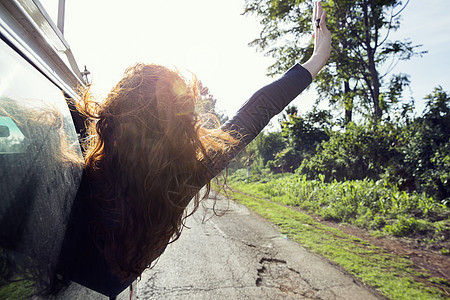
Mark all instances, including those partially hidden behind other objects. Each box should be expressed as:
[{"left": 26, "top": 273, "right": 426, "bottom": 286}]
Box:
[{"left": 209, "top": 2, "right": 331, "bottom": 178}]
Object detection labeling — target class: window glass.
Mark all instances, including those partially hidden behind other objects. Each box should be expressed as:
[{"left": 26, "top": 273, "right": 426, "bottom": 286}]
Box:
[
  {"left": 0, "top": 116, "right": 26, "bottom": 153},
  {"left": 0, "top": 37, "right": 83, "bottom": 298}
]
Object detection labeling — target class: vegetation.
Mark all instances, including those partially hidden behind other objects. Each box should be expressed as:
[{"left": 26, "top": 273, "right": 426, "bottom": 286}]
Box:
[
  {"left": 299, "top": 87, "right": 450, "bottom": 204},
  {"left": 217, "top": 1, "right": 450, "bottom": 298},
  {"left": 243, "top": 0, "right": 425, "bottom": 122},
  {"left": 226, "top": 171, "right": 449, "bottom": 247},
  {"left": 219, "top": 188, "right": 449, "bottom": 299},
  {"left": 222, "top": 84, "right": 450, "bottom": 299},
  {"left": 234, "top": 87, "right": 450, "bottom": 206},
  {"left": 0, "top": 249, "right": 35, "bottom": 299},
  {"left": 236, "top": 0, "right": 449, "bottom": 206},
  {"left": 0, "top": 280, "right": 34, "bottom": 300}
]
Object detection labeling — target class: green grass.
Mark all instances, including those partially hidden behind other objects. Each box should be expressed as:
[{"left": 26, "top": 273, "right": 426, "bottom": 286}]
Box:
[
  {"left": 218, "top": 186, "right": 448, "bottom": 299},
  {"left": 227, "top": 171, "right": 449, "bottom": 245},
  {"left": 0, "top": 280, "right": 34, "bottom": 300},
  {"left": 0, "top": 248, "right": 36, "bottom": 299}
]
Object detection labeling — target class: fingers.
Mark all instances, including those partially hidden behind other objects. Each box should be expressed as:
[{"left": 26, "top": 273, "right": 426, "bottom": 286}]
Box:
[
  {"left": 313, "top": 0, "right": 331, "bottom": 58},
  {"left": 313, "top": 1, "right": 317, "bottom": 22},
  {"left": 313, "top": 2, "right": 324, "bottom": 32},
  {"left": 313, "top": 1, "right": 322, "bottom": 21},
  {"left": 319, "top": 9, "right": 328, "bottom": 33},
  {"left": 316, "top": 2, "right": 323, "bottom": 22}
]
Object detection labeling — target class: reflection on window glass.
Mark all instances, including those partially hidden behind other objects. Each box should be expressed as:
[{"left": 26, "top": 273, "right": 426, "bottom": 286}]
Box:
[
  {"left": 0, "top": 116, "right": 26, "bottom": 153},
  {"left": 0, "top": 33, "right": 83, "bottom": 297}
]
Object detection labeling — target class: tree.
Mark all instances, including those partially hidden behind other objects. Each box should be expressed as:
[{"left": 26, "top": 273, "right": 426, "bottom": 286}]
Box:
[
  {"left": 297, "top": 86, "right": 450, "bottom": 204},
  {"left": 399, "top": 87, "right": 450, "bottom": 203},
  {"left": 234, "top": 130, "right": 286, "bottom": 175},
  {"left": 276, "top": 106, "right": 331, "bottom": 171},
  {"left": 243, "top": 0, "right": 425, "bottom": 122},
  {"left": 196, "top": 81, "right": 229, "bottom": 127},
  {"left": 252, "top": 131, "right": 285, "bottom": 166}
]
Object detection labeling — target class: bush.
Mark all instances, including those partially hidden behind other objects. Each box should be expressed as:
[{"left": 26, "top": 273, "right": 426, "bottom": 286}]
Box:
[
  {"left": 398, "top": 87, "right": 450, "bottom": 204},
  {"left": 297, "top": 87, "right": 450, "bottom": 205},
  {"left": 384, "top": 216, "right": 429, "bottom": 237},
  {"left": 298, "top": 122, "right": 402, "bottom": 182}
]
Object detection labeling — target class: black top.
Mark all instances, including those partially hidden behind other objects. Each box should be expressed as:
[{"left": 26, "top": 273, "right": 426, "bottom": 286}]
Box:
[
  {"left": 212, "top": 63, "right": 312, "bottom": 178},
  {"left": 56, "top": 63, "right": 312, "bottom": 297}
]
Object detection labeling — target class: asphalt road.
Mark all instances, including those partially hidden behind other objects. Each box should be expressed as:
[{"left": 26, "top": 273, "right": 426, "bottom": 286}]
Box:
[{"left": 135, "top": 192, "right": 384, "bottom": 300}]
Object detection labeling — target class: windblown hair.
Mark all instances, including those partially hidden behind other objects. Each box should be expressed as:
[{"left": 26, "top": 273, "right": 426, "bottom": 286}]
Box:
[
  {"left": 0, "top": 97, "right": 82, "bottom": 165},
  {"left": 77, "top": 63, "right": 237, "bottom": 280}
]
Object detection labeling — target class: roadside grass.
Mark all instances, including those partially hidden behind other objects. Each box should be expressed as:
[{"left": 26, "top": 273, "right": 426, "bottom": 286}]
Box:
[
  {"left": 0, "top": 280, "right": 34, "bottom": 299},
  {"left": 226, "top": 171, "right": 449, "bottom": 254},
  {"left": 215, "top": 186, "right": 448, "bottom": 299}
]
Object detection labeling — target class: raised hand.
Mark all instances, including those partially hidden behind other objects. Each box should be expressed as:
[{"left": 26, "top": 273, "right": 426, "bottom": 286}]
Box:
[{"left": 303, "top": 1, "right": 331, "bottom": 78}]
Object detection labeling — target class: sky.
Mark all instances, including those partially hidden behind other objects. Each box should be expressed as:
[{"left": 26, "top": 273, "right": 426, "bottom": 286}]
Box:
[{"left": 41, "top": 0, "right": 450, "bottom": 122}]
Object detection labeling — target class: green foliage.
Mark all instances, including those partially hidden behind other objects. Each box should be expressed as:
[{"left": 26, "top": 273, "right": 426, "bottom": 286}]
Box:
[
  {"left": 381, "top": 74, "right": 412, "bottom": 114},
  {"left": 384, "top": 216, "right": 429, "bottom": 237},
  {"left": 227, "top": 107, "right": 331, "bottom": 175},
  {"left": 275, "top": 107, "right": 331, "bottom": 171},
  {"left": 228, "top": 130, "right": 286, "bottom": 177},
  {"left": 293, "top": 87, "right": 450, "bottom": 204},
  {"left": 243, "top": 0, "right": 425, "bottom": 121},
  {"left": 222, "top": 87, "right": 450, "bottom": 298},
  {"left": 0, "top": 280, "right": 34, "bottom": 300},
  {"left": 227, "top": 172, "right": 449, "bottom": 243},
  {"left": 0, "top": 249, "right": 35, "bottom": 299},
  {"left": 230, "top": 87, "right": 449, "bottom": 210},
  {"left": 252, "top": 131, "right": 285, "bottom": 167},
  {"left": 281, "top": 108, "right": 331, "bottom": 153},
  {"left": 299, "top": 121, "right": 401, "bottom": 182},
  {"left": 398, "top": 87, "right": 450, "bottom": 204}
]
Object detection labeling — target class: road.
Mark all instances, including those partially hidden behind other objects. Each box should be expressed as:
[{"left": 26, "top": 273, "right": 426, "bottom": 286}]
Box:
[{"left": 135, "top": 192, "right": 384, "bottom": 300}]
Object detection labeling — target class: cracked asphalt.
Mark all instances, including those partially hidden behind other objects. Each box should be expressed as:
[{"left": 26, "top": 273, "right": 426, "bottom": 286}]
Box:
[{"left": 136, "top": 192, "right": 384, "bottom": 300}]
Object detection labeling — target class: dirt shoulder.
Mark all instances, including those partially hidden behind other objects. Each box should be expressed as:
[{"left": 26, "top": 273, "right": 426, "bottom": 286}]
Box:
[{"left": 289, "top": 205, "right": 450, "bottom": 296}]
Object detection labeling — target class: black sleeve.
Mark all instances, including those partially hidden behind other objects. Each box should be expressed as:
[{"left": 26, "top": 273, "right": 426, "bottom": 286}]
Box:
[{"left": 208, "top": 63, "right": 313, "bottom": 178}]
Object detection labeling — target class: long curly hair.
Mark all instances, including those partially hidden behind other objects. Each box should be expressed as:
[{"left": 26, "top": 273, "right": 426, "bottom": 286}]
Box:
[{"left": 76, "top": 63, "right": 237, "bottom": 280}]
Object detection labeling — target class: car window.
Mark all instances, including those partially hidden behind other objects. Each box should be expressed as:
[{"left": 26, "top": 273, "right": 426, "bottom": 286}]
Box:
[
  {"left": 0, "top": 116, "right": 26, "bottom": 153},
  {"left": 0, "top": 36, "right": 83, "bottom": 298}
]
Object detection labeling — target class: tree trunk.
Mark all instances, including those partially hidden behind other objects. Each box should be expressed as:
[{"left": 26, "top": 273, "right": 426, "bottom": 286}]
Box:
[
  {"left": 344, "top": 81, "right": 353, "bottom": 124},
  {"left": 363, "top": 1, "right": 382, "bottom": 121},
  {"left": 372, "top": 72, "right": 382, "bottom": 120},
  {"left": 339, "top": 11, "right": 353, "bottom": 125}
]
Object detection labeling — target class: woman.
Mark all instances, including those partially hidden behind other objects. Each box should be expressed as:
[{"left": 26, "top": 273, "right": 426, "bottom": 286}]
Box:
[{"left": 59, "top": 2, "right": 331, "bottom": 297}]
